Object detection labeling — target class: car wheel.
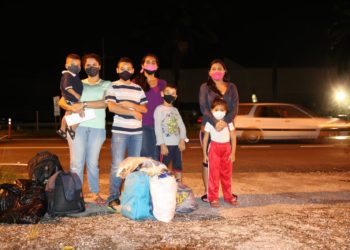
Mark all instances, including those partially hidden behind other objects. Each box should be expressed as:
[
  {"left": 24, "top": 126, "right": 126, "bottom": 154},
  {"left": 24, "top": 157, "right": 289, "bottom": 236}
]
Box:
[{"left": 242, "top": 130, "right": 262, "bottom": 144}]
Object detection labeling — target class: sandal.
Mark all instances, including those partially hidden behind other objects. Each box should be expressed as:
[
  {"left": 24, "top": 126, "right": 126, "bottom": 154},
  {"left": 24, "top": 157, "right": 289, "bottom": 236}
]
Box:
[
  {"left": 108, "top": 198, "right": 121, "bottom": 211},
  {"left": 224, "top": 196, "right": 239, "bottom": 206},
  {"left": 201, "top": 194, "right": 208, "bottom": 203},
  {"left": 56, "top": 129, "right": 67, "bottom": 139},
  {"left": 66, "top": 126, "right": 75, "bottom": 140},
  {"left": 92, "top": 194, "right": 106, "bottom": 206},
  {"left": 209, "top": 200, "right": 220, "bottom": 208}
]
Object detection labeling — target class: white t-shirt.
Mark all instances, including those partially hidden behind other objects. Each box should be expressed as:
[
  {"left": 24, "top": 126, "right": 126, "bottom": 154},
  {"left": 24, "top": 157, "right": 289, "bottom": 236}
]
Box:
[{"left": 204, "top": 122, "right": 235, "bottom": 143}]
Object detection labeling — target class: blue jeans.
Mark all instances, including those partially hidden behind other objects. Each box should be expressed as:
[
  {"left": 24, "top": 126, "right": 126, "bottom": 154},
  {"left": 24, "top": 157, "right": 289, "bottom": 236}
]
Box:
[
  {"left": 108, "top": 132, "right": 142, "bottom": 202},
  {"left": 140, "top": 125, "right": 159, "bottom": 161},
  {"left": 67, "top": 126, "right": 106, "bottom": 194}
]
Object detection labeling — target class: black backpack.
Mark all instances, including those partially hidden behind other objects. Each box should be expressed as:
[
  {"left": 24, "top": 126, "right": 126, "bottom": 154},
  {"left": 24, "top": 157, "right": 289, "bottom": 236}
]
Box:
[
  {"left": 45, "top": 171, "right": 85, "bottom": 217},
  {"left": 27, "top": 151, "right": 63, "bottom": 184}
]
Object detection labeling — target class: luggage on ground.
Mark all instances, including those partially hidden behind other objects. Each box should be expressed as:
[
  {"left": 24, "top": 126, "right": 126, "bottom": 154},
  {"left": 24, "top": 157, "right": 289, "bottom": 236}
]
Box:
[
  {"left": 28, "top": 150, "right": 63, "bottom": 184},
  {"left": 0, "top": 179, "right": 47, "bottom": 224},
  {"left": 45, "top": 171, "right": 85, "bottom": 217},
  {"left": 121, "top": 171, "right": 154, "bottom": 220}
]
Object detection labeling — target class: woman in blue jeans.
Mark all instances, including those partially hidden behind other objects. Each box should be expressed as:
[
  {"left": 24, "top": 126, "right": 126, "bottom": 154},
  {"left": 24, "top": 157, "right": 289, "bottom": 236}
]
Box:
[{"left": 59, "top": 53, "right": 111, "bottom": 204}]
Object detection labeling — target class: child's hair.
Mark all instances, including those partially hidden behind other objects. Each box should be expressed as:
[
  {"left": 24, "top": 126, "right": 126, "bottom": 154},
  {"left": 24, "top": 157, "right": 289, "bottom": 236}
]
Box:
[
  {"left": 66, "top": 53, "right": 80, "bottom": 61},
  {"left": 82, "top": 53, "right": 102, "bottom": 66},
  {"left": 211, "top": 97, "right": 227, "bottom": 111},
  {"left": 164, "top": 83, "right": 177, "bottom": 91},
  {"left": 117, "top": 57, "right": 133, "bottom": 67}
]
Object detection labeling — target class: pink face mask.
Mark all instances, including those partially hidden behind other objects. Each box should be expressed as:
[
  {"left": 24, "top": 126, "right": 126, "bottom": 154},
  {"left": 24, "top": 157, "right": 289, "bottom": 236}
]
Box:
[
  {"left": 144, "top": 64, "right": 158, "bottom": 71},
  {"left": 210, "top": 71, "right": 225, "bottom": 81}
]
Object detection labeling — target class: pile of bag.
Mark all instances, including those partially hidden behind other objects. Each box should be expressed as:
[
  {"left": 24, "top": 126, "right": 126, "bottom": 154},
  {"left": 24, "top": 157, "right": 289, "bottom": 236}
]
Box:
[
  {"left": 117, "top": 157, "right": 198, "bottom": 223},
  {"left": 0, "top": 150, "right": 85, "bottom": 224}
]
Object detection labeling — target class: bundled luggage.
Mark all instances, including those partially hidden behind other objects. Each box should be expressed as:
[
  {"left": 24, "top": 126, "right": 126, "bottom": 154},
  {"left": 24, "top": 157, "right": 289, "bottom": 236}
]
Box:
[{"left": 0, "top": 179, "right": 47, "bottom": 224}]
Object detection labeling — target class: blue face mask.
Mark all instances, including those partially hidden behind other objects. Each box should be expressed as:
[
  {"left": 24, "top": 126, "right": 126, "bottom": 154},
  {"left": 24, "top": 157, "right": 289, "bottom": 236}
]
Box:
[{"left": 68, "top": 64, "right": 81, "bottom": 74}]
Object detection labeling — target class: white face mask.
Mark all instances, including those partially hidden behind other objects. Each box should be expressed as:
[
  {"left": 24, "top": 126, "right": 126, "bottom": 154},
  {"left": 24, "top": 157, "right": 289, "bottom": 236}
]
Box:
[{"left": 213, "top": 111, "right": 226, "bottom": 120}]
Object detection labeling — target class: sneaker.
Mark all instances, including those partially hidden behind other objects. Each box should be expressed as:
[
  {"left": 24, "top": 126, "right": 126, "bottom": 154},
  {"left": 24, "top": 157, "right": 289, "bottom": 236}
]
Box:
[{"left": 108, "top": 198, "right": 121, "bottom": 210}]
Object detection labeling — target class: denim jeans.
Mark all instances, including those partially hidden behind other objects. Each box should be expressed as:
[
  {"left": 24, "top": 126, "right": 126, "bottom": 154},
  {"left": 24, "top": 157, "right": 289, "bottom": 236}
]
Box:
[
  {"left": 140, "top": 125, "right": 159, "bottom": 161},
  {"left": 67, "top": 126, "right": 106, "bottom": 194},
  {"left": 108, "top": 132, "right": 142, "bottom": 202}
]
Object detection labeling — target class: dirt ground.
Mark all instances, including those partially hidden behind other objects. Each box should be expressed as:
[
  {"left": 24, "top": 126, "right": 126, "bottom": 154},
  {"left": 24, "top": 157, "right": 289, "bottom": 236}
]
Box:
[{"left": 0, "top": 171, "right": 349, "bottom": 249}]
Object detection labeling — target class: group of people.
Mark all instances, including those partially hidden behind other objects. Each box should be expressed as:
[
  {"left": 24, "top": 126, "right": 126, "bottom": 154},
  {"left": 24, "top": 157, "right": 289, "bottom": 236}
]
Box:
[{"left": 58, "top": 52, "right": 239, "bottom": 209}]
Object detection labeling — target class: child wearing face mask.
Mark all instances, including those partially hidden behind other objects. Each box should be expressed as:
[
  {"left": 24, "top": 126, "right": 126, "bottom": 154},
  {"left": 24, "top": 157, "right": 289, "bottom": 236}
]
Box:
[
  {"left": 202, "top": 98, "right": 238, "bottom": 208},
  {"left": 154, "top": 84, "right": 188, "bottom": 182},
  {"left": 105, "top": 57, "right": 148, "bottom": 210},
  {"left": 56, "top": 53, "right": 83, "bottom": 140}
]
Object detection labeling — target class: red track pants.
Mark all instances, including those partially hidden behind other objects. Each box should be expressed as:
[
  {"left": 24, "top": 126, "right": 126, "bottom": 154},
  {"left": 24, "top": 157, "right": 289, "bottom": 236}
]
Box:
[{"left": 207, "top": 141, "right": 233, "bottom": 202}]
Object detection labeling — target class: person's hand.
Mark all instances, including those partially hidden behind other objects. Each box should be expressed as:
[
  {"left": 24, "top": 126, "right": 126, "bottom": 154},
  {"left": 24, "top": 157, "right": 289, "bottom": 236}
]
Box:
[
  {"left": 71, "top": 102, "right": 84, "bottom": 113},
  {"left": 178, "top": 139, "right": 186, "bottom": 151},
  {"left": 160, "top": 144, "right": 169, "bottom": 156},
  {"left": 215, "top": 120, "right": 227, "bottom": 131},
  {"left": 203, "top": 154, "right": 208, "bottom": 164},
  {"left": 229, "top": 153, "right": 236, "bottom": 163},
  {"left": 78, "top": 109, "right": 85, "bottom": 118},
  {"left": 132, "top": 110, "right": 142, "bottom": 120},
  {"left": 119, "top": 101, "right": 134, "bottom": 109}
]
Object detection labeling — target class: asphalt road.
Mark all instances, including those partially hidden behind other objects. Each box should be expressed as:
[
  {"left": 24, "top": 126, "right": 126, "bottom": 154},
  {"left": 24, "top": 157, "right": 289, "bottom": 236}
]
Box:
[{"left": 0, "top": 137, "right": 349, "bottom": 173}]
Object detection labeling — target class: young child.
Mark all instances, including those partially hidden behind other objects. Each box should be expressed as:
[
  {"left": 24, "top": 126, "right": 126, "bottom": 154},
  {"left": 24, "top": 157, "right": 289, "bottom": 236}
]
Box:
[
  {"left": 56, "top": 53, "right": 83, "bottom": 140},
  {"left": 202, "top": 98, "right": 238, "bottom": 208},
  {"left": 105, "top": 57, "right": 148, "bottom": 210},
  {"left": 154, "top": 84, "right": 188, "bottom": 182}
]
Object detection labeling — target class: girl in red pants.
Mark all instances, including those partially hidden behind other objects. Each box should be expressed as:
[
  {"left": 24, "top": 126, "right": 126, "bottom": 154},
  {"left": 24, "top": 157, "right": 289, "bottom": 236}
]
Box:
[{"left": 202, "top": 98, "right": 238, "bottom": 208}]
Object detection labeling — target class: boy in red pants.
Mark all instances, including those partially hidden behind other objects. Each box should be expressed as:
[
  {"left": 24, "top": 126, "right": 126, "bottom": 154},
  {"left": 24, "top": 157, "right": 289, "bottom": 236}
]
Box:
[{"left": 202, "top": 98, "right": 238, "bottom": 208}]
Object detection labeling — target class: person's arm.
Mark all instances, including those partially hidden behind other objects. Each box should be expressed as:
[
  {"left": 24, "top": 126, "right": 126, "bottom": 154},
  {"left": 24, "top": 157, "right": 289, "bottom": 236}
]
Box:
[
  {"left": 224, "top": 83, "right": 239, "bottom": 123},
  {"left": 107, "top": 102, "right": 142, "bottom": 120},
  {"left": 154, "top": 106, "right": 168, "bottom": 156},
  {"left": 83, "top": 100, "right": 107, "bottom": 109},
  {"left": 67, "top": 88, "right": 81, "bottom": 101},
  {"left": 229, "top": 124, "right": 237, "bottom": 163},
  {"left": 202, "top": 130, "right": 210, "bottom": 164},
  {"left": 199, "top": 84, "right": 218, "bottom": 126},
  {"left": 118, "top": 101, "right": 147, "bottom": 113},
  {"left": 58, "top": 97, "right": 84, "bottom": 113},
  {"left": 176, "top": 108, "right": 187, "bottom": 152}
]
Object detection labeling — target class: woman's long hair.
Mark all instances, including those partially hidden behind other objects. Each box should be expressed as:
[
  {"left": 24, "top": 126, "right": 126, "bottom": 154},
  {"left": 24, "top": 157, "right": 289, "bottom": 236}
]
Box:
[
  {"left": 206, "top": 59, "right": 230, "bottom": 97},
  {"left": 133, "top": 53, "right": 160, "bottom": 92}
]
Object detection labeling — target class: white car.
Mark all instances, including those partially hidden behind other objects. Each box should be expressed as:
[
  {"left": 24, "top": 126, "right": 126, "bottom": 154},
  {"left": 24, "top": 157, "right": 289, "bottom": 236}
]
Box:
[{"left": 235, "top": 103, "right": 350, "bottom": 143}]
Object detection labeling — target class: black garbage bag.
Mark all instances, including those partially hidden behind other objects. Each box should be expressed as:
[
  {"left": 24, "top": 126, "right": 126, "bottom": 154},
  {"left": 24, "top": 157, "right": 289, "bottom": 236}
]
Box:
[{"left": 0, "top": 179, "right": 47, "bottom": 224}]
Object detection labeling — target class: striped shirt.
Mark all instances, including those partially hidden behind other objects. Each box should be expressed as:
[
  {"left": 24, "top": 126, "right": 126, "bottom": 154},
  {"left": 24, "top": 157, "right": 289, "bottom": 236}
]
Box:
[{"left": 105, "top": 80, "right": 147, "bottom": 134}]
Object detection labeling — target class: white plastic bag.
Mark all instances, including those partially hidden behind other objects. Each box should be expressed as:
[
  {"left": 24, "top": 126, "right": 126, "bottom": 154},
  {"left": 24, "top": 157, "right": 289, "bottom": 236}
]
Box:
[{"left": 150, "top": 173, "right": 177, "bottom": 222}]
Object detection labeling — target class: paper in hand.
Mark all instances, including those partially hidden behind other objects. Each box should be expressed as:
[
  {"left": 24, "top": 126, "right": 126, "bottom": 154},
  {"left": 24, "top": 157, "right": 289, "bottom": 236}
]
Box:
[{"left": 65, "top": 109, "right": 96, "bottom": 126}]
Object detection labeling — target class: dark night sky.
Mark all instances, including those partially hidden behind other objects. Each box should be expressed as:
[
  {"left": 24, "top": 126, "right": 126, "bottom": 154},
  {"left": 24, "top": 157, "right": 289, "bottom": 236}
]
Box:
[{"left": 1, "top": 1, "right": 345, "bottom": 121}]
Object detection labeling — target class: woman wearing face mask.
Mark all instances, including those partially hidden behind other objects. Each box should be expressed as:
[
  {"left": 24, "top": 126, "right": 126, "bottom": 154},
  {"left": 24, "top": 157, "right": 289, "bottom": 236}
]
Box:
[
  {"left": 198, "top": 59, "right": 239, "bottom": 203},
  {"left": 133, "top": 54, "right": 167, "bottom": 160},
  {"left": 59, "top": 53, "right": 111, "bottom": 205}
]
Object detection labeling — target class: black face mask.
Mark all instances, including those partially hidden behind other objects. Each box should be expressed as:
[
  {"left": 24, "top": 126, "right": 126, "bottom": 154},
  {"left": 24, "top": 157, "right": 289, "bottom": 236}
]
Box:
[
  {"left": 145, "top": 69, "right": 156, "bottom": 75},
  {"left": 163, "top": 95, "right": 176, "bottom": 104},
  {"left": 118, "top": 71, "right": 133, "bottom": 81},
  {"left": 67, "top": 65, "right": 81, "bottom": 75},
  {"left": 85, "top": 66, "right": 99, "bottom": 77}
]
